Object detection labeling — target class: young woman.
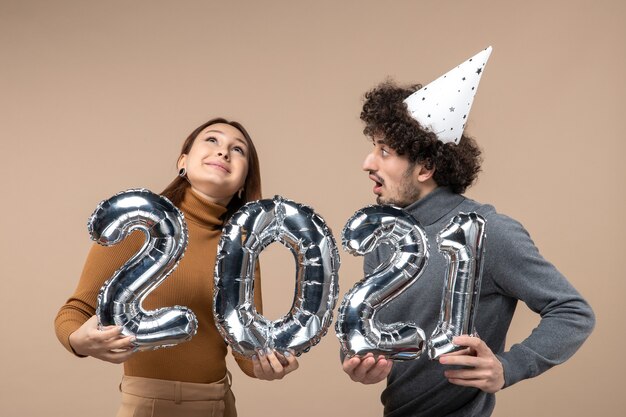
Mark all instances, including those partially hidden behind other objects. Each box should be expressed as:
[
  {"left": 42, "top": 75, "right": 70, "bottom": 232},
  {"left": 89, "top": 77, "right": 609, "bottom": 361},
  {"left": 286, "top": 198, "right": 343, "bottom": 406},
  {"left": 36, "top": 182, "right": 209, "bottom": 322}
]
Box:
[{"left": 55, "top": 118, "right": 298, "bottom": 417}]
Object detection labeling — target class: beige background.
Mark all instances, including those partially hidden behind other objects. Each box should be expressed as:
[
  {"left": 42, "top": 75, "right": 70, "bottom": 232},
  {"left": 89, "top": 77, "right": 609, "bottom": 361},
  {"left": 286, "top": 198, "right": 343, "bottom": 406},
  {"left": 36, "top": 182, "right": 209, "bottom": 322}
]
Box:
[{"left": 1, "top": 1, "right": 624, "bottom": 416}]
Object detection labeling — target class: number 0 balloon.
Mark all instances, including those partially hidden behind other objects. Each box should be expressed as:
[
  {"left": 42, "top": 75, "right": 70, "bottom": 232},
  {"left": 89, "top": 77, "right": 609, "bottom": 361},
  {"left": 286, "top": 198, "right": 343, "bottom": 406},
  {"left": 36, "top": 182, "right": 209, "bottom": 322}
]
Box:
[
  {"left": 89, "top": 189, "right": 196, "bottom": 351},
  {"left": 213, "top": 196, "right": 340, "bottom": 357}
]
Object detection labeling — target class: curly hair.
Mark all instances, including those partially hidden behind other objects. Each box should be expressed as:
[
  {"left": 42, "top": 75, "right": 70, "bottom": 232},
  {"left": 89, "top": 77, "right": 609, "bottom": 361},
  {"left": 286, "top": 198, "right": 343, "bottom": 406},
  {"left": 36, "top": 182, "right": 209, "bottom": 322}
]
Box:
[{"left": 360, "top": 80, "right": 482, "bottom": 194}]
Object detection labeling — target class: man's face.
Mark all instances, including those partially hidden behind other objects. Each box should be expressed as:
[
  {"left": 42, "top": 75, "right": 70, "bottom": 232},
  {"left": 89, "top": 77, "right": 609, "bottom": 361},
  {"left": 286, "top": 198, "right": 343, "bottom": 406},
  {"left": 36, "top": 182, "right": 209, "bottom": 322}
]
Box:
[{"left": 362, "top": 138, "right": 422, "bottom": 207}]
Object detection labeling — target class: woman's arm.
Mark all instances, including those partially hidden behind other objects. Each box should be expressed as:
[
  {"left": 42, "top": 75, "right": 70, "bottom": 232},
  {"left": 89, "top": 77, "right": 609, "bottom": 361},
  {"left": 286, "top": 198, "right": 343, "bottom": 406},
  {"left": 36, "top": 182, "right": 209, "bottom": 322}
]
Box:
[{"left": 54, "top": 232, "right": 144, "bottom": 362}]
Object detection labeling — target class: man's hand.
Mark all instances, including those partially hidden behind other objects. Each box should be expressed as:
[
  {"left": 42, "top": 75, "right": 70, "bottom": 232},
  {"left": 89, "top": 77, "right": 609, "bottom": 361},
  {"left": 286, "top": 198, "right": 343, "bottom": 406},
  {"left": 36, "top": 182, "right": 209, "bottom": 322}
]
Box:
[
  {"left": 343, "top": 353, "right": 393, "bottom": 384},
  {"left": 439, "top": 335, "right": 505, "bottom": 393},
  {"left": 252, "top": 349, "right": 299, "bottom": 381}
]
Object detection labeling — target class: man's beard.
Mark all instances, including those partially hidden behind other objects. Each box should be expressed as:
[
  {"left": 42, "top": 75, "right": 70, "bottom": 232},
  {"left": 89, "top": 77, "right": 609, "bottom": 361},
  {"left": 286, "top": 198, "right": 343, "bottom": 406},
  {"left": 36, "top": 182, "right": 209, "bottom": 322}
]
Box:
[{"left": 376, "top": 167, "right": 421, "bottom": 207}]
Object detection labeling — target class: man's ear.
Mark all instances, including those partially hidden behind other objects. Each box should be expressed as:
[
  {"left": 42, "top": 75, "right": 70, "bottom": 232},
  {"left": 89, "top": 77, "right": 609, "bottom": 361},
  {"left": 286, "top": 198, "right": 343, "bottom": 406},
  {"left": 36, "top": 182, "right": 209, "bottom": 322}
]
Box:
[{"left": 417, "top": 163, "right": 435, "bottom": 183}]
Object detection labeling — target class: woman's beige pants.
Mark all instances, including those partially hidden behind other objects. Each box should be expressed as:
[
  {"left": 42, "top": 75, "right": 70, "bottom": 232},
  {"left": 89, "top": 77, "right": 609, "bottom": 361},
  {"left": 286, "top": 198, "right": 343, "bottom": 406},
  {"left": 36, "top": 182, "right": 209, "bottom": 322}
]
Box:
[{"left": 116, "top": 372, "right": 236, "bottom": 417}]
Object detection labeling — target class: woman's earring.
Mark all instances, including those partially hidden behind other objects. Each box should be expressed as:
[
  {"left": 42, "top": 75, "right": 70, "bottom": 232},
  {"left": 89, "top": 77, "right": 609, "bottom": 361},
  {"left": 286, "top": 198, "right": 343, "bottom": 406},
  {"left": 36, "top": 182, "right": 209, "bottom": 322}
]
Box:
[
  {"left": 178, "top": 167, "right": 187, "bottom": 178},
  {"left": 238, "top": 188, "right": 244, "bottom": 199}
]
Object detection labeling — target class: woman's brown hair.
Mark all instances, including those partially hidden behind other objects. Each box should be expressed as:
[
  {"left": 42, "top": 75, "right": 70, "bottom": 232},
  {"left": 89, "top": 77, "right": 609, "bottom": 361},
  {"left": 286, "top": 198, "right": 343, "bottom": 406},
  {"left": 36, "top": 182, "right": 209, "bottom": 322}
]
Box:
[{"left": 161, "top": 117, "right": 262, "bottom": 219}]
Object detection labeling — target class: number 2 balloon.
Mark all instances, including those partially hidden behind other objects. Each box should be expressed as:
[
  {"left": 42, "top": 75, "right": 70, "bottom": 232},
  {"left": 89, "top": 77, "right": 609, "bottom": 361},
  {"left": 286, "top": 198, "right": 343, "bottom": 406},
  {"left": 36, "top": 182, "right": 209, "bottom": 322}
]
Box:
[
  {"left": 336, "top": 205, "right": 429, "bottom": 360},
  {"left": 89, "top": 189, "right": 196, "bottom": 351}
]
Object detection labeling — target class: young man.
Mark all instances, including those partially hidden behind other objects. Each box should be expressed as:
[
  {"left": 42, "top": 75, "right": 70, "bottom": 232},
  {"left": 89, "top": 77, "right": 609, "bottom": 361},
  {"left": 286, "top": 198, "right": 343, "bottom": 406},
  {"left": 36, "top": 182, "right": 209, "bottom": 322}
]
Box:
[{"left": 341, "top": 48, "right": 595, "bottom": 416}]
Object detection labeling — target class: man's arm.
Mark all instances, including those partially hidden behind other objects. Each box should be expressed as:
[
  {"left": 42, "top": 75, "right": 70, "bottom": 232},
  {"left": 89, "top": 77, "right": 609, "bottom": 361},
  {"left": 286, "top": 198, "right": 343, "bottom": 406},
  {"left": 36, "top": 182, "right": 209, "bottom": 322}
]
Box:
[{"left": 482, "top": 213, "right": 595, "bottom": 387}]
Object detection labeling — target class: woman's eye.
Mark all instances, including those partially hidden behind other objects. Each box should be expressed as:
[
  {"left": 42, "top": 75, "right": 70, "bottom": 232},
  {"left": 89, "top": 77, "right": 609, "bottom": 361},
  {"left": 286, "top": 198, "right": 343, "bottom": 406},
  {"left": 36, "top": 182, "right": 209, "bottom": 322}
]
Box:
[
  {"left": 205, "top": 136, "right": 217, "bottom": 143},
  {"left": 233, "top": 146, "right": 245, "bottom": 155}
]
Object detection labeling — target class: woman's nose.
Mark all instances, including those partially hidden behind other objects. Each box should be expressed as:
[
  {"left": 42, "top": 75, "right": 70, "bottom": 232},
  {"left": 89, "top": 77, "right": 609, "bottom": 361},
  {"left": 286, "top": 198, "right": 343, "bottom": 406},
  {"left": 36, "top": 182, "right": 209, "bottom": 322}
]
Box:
[{"left": 217, "top": 150, "right": 229, "bottom": 161}]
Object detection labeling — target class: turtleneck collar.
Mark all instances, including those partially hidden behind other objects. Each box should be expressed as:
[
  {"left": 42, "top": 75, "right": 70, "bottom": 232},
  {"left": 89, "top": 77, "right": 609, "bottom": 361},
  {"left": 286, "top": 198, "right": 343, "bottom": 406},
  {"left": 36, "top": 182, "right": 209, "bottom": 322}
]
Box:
[
  {"left": 179, "top": 187, "right": 228, "bottom": 229},
  {"left": 403, "top": 186, "right": 466, "bottom": 226}
]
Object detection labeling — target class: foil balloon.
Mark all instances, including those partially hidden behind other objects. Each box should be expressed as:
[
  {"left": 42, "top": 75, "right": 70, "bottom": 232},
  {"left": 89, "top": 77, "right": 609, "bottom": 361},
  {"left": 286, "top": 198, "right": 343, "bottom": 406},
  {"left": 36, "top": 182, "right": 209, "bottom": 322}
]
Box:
[
  {"left": 213, "top": 195, "right": 340, "bottom": 357},
  {"left": 428, "top": 212, "right": 486, "bottom": 359},
  {"left": 336, "top": 205, "right": 429, "bottom": 360},
  {"left": 89, "top": 189, "right": 196, "bottom": 351}
]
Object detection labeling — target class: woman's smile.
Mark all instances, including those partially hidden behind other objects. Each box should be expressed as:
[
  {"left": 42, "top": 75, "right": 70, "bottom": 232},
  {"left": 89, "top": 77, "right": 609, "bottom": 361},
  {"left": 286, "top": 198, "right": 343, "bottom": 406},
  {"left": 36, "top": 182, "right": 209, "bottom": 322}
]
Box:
[{"left": 204, "top": 160, "right": 231, "bottom": 173}]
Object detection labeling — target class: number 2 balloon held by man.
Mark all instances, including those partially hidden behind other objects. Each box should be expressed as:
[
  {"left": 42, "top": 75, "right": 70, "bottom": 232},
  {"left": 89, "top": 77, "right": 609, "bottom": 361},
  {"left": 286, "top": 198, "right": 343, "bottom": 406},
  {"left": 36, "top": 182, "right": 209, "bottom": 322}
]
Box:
[
  {"left": 335, "top": 205, "right": 429, "bottom": 360},
  {"left": 89, "top": 188, "right": 197, "bottom": 351}
]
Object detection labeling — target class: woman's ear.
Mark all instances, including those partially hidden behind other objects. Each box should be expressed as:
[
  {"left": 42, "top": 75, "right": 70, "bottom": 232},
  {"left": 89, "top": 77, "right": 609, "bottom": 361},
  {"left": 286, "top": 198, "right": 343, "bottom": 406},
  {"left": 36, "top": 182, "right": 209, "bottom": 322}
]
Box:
[{"left": 177, "top": 154, "right": 187, "bottom": 170}]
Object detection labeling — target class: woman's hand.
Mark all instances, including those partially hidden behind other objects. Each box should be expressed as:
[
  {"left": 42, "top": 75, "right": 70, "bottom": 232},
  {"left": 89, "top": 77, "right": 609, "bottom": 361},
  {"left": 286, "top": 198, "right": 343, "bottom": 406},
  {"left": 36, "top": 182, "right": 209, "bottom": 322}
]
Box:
[
  {"left": 68, "top": 315, "right": 136, "bottom": 364},
  {"left": 342, "top": 353, "right": 393, "bottom": 384},
  {"left": 252, "top": 348, "right": 299, "bottom": 380}
]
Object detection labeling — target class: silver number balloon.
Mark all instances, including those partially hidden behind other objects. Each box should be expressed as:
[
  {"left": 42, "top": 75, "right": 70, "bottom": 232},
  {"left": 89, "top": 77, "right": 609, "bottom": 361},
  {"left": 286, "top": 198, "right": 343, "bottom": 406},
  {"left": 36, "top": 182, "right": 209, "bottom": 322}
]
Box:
[
  {"left": 336, "top": 206, "right": 429, "bottom": 360},
  {"left": 428, "top": 212, "right": 486, "bottom": 359},
  {"left": 213, "top": 195, "right": 340, "bottom": 357},
  {"left": 89, "top": 189, "right": 196, "bottom": 351}
]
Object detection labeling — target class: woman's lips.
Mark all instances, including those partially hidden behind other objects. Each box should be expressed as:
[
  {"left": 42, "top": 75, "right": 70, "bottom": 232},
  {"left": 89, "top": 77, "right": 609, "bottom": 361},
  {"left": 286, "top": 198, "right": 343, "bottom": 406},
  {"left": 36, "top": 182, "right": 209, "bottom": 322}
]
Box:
[{"left": 205, "top": 161, "right": 230, "bottom": 173}]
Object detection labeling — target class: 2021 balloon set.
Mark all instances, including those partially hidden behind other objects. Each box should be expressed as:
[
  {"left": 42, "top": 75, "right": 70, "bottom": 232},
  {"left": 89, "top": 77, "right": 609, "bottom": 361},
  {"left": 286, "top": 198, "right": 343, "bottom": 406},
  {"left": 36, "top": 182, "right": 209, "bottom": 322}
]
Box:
[{"left": 90, "top": 189, "right": 486, "bottom": 361}]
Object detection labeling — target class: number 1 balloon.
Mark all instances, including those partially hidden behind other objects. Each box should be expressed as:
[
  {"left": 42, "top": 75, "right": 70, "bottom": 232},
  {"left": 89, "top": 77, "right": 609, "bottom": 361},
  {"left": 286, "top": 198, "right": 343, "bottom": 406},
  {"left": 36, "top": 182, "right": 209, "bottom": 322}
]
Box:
[
  {"left": 89, "top": 189, "right": 196, "bottom": 351},
  {"left": 336, "top": 206, "right": 429, "bottom": 360},
  {"left": 428, "top": 212, "right": 486, "bottom": 359},
  {"left": 213, "top": 196, "right": 340, "bottom": 357}
]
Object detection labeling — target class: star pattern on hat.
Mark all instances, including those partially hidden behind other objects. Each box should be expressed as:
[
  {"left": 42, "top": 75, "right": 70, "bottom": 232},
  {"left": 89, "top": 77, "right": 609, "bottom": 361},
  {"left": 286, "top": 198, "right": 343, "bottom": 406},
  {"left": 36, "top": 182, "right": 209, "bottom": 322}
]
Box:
[{"left": 403, "top": 46, "right": 492, "bottom": 144}]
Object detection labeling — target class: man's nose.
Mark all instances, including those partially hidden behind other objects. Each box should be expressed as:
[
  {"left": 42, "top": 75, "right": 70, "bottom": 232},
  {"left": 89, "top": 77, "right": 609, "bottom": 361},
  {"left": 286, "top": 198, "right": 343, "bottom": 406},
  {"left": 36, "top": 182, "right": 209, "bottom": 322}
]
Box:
[{"left": 362, "top": 152, "right": 376, "bottom": 171}]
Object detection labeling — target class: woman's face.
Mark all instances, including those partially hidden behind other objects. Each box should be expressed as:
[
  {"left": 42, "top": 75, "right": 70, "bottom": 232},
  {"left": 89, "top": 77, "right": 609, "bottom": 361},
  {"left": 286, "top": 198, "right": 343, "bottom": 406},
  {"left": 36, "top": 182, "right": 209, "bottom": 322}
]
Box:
[{"left": 178, "top": 123, "right": 250, "bottom": 205}]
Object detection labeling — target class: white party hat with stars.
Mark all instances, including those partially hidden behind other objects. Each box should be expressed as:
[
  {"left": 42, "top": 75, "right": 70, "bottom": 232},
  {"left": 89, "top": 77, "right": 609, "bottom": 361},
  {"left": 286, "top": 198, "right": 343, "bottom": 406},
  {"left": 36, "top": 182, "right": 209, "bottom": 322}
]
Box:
[{"left": 404, "top": 46, "right": 492, "bottom": 144}]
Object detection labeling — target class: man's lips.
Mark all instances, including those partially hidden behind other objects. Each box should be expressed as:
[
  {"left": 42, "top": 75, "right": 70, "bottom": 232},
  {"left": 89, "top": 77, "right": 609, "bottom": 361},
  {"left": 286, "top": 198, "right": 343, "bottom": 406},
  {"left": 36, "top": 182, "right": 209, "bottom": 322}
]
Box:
[{"left": 369, "top": 174, "right": 384, "bottom": 194}]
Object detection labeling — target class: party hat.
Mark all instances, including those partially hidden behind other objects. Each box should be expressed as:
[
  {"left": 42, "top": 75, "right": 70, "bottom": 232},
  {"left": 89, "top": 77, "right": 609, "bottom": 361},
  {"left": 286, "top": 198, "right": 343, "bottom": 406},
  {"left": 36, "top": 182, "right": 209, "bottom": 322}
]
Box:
[{"left": 404, "top": 46, "right": 492, "bottom": 144}]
